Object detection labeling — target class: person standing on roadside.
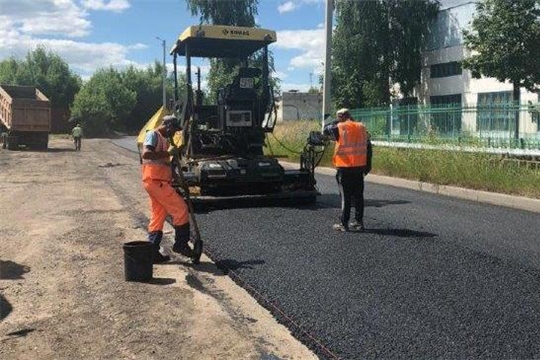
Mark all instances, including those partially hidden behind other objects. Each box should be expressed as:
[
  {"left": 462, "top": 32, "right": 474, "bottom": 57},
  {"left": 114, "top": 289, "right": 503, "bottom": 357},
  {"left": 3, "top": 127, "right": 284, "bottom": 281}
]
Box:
[
  {"left": 324, "top": 108, "right": 372, "bottom": 232},
  {"left": 71, "top": 123, "right": 83, "bottom": 151},
  {"left": 1, "top": 125, "right": 7, "bottom": 149},
  {"left": 141, "top": 115, "right": 195, "bottom": 263}
]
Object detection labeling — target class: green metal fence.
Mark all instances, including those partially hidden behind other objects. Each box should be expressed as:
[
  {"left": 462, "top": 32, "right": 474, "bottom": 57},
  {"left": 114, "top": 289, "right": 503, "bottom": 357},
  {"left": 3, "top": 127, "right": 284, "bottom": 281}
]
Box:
[{"left": 350, "top": 103, "right": 540, "bottom": 150}]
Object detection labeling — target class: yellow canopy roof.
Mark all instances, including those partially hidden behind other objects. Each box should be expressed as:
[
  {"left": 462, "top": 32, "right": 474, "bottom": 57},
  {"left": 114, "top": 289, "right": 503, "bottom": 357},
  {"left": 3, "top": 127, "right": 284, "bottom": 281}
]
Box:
[
  {"left": 170, "top": 25, "right": 277, "bottom": 58},
  {"left": 137, "top": 106, "right": 167, "bottom": 145},
  {"left": 136, "top": 106, "right": 182, "bottom": 150}
]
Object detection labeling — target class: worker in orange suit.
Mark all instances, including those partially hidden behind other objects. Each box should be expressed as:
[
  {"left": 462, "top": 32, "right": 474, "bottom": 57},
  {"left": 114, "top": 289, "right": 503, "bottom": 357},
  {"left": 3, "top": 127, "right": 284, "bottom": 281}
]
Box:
[
  {"left": 141, "top": 115, "right": 195, "bottom": 263},
  {"left": 324, "top": 108, "right": 372, "bottom": 232}
]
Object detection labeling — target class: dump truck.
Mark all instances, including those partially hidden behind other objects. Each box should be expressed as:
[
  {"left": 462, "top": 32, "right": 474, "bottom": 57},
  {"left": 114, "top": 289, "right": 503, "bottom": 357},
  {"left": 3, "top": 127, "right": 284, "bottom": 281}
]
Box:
[
  {"left": 0, "top": 85, "right": 51, "bottom": 150},
  {"left": 138, "top": 25, "right": 323, "bottom": 205}
]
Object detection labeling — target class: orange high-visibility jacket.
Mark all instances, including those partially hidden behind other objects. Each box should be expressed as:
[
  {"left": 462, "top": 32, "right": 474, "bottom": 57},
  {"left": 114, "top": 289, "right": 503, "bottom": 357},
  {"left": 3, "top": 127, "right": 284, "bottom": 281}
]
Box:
[
  {"left": 332, "top": 120, "right": 368, "bottom": 168},
  {"left": 141, "top": 130, "right": 172, "bottom": 182}
]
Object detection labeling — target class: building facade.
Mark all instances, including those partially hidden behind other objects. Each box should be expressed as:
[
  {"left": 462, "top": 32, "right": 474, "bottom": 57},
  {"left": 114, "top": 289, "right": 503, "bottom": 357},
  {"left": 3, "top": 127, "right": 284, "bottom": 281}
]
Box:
[
  {"left": 275, "top": 91, "right": 322, "bottom": 122},
  {"left": 413, "top": 0, "right": 539, "bottom": 137}
]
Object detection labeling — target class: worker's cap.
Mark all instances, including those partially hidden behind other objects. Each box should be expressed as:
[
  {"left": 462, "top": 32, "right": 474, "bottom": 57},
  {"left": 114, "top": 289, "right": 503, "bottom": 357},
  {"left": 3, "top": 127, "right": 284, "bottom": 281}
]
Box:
[
  {"left": 162, "top": 115, "right": 181, "bottom": 130},
  {"left": 336, "top": 108, "right": 350, "bottom": 116}
]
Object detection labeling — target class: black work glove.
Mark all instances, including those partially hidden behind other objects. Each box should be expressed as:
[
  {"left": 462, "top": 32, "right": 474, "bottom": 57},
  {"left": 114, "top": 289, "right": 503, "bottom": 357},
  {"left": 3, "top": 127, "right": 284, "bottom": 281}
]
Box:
[{"left": 363, "top": 166, "right": 371, "bottom": 176}]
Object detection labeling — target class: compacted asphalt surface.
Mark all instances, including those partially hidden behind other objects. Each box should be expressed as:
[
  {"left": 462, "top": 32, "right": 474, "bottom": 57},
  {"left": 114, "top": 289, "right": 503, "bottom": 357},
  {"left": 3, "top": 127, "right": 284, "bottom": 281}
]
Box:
[{"left": 116, "top": 137, "right": 540, "bottom": 359}]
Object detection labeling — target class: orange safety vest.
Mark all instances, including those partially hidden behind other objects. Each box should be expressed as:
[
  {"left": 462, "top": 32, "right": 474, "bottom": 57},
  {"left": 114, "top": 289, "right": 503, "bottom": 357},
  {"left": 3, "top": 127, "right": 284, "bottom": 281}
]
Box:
[
  {"left": 332, "top": 120, "right": 368, "bottom": 168},
  {"left": 141, "top": 130, "right": 172, "bottom": 182}
]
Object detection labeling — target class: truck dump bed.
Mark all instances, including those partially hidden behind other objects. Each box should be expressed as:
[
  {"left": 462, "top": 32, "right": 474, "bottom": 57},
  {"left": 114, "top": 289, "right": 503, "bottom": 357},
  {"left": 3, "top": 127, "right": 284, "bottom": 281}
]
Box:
[{"left": 0, "top": 85, "right": 51, "bottom": 132}]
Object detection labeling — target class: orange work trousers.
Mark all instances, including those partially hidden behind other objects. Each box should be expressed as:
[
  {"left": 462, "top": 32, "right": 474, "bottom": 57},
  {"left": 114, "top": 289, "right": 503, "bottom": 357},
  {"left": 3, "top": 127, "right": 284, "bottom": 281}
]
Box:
[{"left": 143, "top": 179, "right": 189, "bottom": 232}]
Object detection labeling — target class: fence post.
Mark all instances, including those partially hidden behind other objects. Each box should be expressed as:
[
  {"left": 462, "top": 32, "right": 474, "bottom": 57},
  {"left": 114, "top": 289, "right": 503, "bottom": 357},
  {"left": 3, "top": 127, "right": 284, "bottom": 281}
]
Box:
[{"left": 407, "top": 106, "right": 411, "bottom": 143}]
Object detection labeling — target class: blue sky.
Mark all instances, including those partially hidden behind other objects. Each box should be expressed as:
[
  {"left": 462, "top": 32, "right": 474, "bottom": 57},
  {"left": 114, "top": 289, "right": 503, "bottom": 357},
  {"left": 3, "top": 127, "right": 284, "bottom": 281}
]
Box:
[{"left": 0, "top": 0, "right": 328, "bottom": 92}]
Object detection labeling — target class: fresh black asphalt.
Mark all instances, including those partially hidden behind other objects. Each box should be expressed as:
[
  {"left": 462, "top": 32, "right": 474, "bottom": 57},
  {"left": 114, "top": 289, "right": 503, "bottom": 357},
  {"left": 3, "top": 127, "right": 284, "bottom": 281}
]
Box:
[
  {"left": 196, "top": 174, "right": 540, "bottom": 359},
  {"left": 115, "top": 137, "right": 540, "bottom": 359}
]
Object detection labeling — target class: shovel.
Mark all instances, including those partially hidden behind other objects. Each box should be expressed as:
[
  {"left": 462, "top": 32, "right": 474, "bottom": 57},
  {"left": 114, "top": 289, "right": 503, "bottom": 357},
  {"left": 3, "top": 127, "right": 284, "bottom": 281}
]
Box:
[{"left": 168, "top": 137, "right": 203, "bottom": 264}]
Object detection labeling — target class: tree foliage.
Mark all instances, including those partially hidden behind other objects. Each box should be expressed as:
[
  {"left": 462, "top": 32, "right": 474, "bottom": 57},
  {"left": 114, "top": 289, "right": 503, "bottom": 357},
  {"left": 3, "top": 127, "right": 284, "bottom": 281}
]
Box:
[
  {"left": 185, "top": 0, "right": 258, "bottom": 26},
  {"left": 71, "top": 63, "right": 184, "bottom": 136},
  {"left": 463, "top": 0, "right": 540, "bottom": 139},
  {"left": 121, "top": 62, "right": 175, "bottom": 132},
  {"left": 332, "top": 0, "right": 438, "bottom": 109},
  {"left": 71, "top": 68, "right": 137, "bottom": 137},
  {"left": 183, "top": 0, "right": 279, "bottom": 100},
  {"left": 0, "top": 47, "right": 81, "bottom": 108},
  {"left": 462, "top": 0, "right": 540, "bottom": 94}
]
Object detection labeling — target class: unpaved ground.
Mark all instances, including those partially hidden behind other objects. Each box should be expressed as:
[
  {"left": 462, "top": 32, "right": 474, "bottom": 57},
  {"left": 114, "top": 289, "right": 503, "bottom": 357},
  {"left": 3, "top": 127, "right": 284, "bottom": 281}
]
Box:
[{"left": 0, "top": 138, "right": 316, "bottom": 359}]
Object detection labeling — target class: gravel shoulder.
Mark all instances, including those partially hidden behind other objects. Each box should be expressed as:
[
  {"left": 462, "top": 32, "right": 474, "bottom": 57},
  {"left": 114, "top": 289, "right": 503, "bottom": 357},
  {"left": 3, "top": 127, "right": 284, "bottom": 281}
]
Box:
[{"left": 0, "top": 138, "right": 316, "bottom": 359}]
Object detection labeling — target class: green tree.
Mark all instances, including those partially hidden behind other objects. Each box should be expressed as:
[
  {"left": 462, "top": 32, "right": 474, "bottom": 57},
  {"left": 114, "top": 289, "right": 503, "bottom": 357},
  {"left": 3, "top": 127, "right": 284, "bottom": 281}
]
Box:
[
  {"left": 122, "top": 62, "right": 166, "bottom": 132},
  {"left": 71, "top": 68, "right": 136, "bottom": 136},
  {"left": 185, "top": 0, "right": 258, "bottom": 26},
  {"left": 122, "top": 62, "right": 189, "bottom": 131},
  {"left": 0, "top": 58, "right": 23, "bottom": 84},
  {"left": 463, "top": 0, "right": 540, "bottom": 139},
  {"left": 333, "top": 0, "right": 385, "bottom": 108},
  {"left": 390, "top": 0, "right": 439, "bottom": 97},
  {"left": 332, "top": 0, "right": 438, "bottom": 109},
  {"left": 0, "top": 48, "right": 81, "bottom": 108},
  {"left": 183, "top": 0, "right": 279, "bottom": 100}
]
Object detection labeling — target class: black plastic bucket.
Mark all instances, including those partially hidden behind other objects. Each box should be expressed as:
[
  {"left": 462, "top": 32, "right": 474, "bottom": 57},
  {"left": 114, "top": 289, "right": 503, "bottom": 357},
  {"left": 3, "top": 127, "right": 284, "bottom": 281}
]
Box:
[{"left": 123, "top": 241, "right": 153, "bottom": 282}]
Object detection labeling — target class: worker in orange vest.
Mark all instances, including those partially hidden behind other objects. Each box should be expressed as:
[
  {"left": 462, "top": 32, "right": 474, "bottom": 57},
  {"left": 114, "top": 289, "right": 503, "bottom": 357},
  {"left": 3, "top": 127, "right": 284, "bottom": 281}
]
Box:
[
  {"left": 141, "top": 115, "right": 195, "bottom": 262},
  {"left": 324, "top": 108, "right": 372, "bottom": 232}
]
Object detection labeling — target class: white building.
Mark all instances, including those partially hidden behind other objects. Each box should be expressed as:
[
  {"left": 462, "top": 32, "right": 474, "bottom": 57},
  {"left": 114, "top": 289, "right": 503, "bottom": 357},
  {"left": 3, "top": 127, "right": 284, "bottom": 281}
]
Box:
[
  {"left": 275, "top": 91, "right": 322, "bottom": 122},
  {"left": 413, "top": 0, "right": 539, "bottom": 137}
]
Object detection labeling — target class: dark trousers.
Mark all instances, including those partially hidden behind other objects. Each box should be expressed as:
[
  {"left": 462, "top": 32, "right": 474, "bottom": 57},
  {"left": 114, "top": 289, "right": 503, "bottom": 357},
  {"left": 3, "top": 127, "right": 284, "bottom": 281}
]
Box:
[
  {"left": 336, "top": 168, "right": 365, "bottom": 226},
  {"left": 74, "top": 137, "right": 81, "bottom": 151}
]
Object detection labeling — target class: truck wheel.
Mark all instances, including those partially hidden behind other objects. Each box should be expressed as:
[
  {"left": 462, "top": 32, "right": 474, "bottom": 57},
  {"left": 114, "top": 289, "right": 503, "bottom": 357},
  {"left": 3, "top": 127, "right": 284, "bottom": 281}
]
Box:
[
  {"left": 6, "top": 136, "right": 18, "bottom": 150},
  {"left": 35, "top": 133, "right": 49, "bottom": 150}
]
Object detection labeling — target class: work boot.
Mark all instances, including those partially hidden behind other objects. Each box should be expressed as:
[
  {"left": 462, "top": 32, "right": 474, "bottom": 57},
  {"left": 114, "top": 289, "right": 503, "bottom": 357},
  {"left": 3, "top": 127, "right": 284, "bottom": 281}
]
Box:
[
  {"left": 350, "top": 220, "right": 365, "bottom": 232},
  {"left": 148, "top": 230, "right": 170, "bottom": 264},
  {"left": 173, "top": 223, "right": 196, "bottom": 258},
  {"left": 332, "top": 223, "right": 349, "bottom": 232}
]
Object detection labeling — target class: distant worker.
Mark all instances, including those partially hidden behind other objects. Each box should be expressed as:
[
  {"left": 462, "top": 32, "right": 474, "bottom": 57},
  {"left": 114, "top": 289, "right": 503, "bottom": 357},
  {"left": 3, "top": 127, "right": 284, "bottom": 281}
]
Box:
[
  {"left": 141, "top": 115, "right": 195, "bottom": 263},
  {"left": 1, "top": 125, "right": 7, "bottom": 150},
  {"left": 71, "top": 123, "right": 83, "bottom": 151},
  {"left": 324, "top": 108, "right": 372, "bottom": 232}
]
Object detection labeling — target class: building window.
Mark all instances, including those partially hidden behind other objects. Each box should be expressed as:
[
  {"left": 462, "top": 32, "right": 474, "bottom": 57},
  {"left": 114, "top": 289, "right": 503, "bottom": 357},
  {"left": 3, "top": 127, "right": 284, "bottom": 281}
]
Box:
[
  {"left": 430, "top": 62, "right": 462, "bottom": 78},
  {"left": 430, "top": 94, "right": 462, "bottom": 106},
  {"left": 477, "top": 91, "right": 513, "bottom": 133},
  {"left": 430, "top": 94, "right": 462, "bottom": 135}
]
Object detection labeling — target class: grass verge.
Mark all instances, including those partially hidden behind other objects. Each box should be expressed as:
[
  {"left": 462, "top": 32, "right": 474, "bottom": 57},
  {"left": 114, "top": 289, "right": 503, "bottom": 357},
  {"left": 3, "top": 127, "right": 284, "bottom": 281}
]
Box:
[{"left": 265, "top": 121, "right": 540, "bottom": 200}]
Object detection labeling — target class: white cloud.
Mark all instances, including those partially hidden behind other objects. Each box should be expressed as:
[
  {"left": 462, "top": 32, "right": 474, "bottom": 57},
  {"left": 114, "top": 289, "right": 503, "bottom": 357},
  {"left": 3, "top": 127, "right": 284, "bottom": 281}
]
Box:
[
  {"left": 277, "top": 0, "right": 323, "bottom": 14},
  {"left": 1, "top": 38, "right": 140, "bottom": 73},
  {"left": 0, "top": 0, "right": 144, "bottom": 78},
  {"left": 81, "top": 0, "right": 130, "bottom": 12},
  {"left": 275, "top": 29, "right": 325, "bottom": 52},
  {"left": 0, "top": 0, "right": 91, "bottom": 38},
  {"left": 278, "top": 1, "right": 297, "bottom": 14},
  {"left": 275, "top": 29, "right": 325, "bottom": 73},
  {"left": 273, "top": 71, "right": 287, "bottom": 80},
  {"left": 290, "top": 53, "right": 323, "bottom": 70}
]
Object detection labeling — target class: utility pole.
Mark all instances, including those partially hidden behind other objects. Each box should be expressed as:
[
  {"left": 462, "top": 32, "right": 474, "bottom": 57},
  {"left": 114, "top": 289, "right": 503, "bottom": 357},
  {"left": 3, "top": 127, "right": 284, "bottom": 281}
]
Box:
[
  {"left": 322, "top": 0, "right": 333, "bottom": 130},
  {"left": 156, "top": 37, "right": 167, "bottom": 109}
]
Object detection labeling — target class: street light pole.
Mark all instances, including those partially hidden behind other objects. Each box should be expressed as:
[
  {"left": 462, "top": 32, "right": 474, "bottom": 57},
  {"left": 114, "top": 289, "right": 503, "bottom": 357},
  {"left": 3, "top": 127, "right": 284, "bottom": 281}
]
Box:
[
  {"left": 321, "top": 0, "right": 333, "bottom": 131},
  {"left": 156, "top": 37, "right": 167, "bottom": 109}
]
